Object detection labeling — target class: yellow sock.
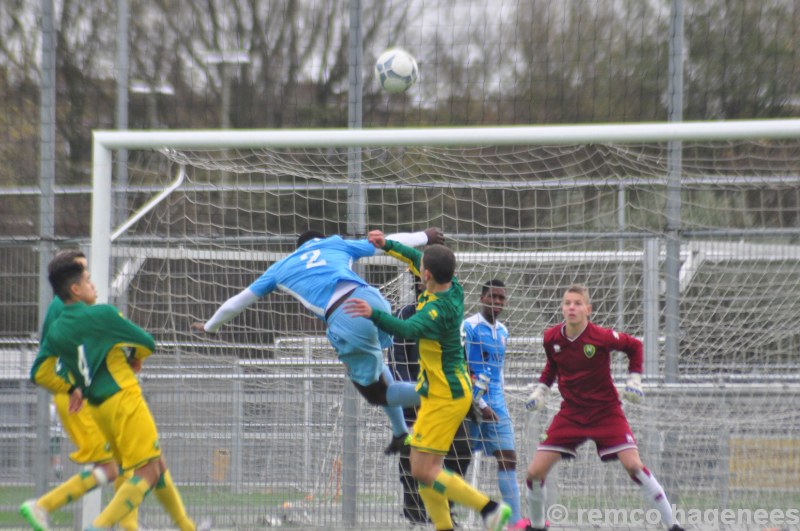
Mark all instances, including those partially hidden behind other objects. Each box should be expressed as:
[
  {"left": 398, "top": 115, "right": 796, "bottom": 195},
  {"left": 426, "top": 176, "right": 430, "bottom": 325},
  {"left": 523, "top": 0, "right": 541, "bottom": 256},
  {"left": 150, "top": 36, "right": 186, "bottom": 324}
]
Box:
[
  {"left": 94, "top": 475, "right": 150, "bottom": 528},
  {"left": 115, "top": 471, "right": 140, "bottom": 531},
  {"left": 418, "top": 483, "right": 453, "bottom": 530},
  {"left": 37, "top": 470, "right": 98, "bottom": 512},
  {"left": 432, "top": 469, "right": 489, "bottom": 512},
  {"left": 153, "top": 470, "right": 195, "bottom": 531}
]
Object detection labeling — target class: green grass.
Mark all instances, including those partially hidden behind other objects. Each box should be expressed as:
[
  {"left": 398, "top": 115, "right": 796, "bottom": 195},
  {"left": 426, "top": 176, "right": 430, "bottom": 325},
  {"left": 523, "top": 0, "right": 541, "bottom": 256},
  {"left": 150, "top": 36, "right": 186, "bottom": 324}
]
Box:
[
  {"left": 0, "top": 485, "right": 320, "bottom": 527},
  {"left": 3, "top": 485, "right": 797, "bottom": 528},
  {"left": 0, "top": 487, "right": 72, "bottom": 527}
]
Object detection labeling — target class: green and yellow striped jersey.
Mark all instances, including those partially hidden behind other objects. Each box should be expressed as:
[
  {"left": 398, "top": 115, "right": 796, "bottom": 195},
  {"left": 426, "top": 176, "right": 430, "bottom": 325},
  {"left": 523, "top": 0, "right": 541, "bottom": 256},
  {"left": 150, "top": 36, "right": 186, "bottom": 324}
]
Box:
[
  {"left": 370, "top": 240, "right": 470, "bottom": 399},
  {"left": 42, "top": 301, "right": 155, "bottom": 405},
  {"left": 29, "top": 297, "right": 72, "bottom": 394}
]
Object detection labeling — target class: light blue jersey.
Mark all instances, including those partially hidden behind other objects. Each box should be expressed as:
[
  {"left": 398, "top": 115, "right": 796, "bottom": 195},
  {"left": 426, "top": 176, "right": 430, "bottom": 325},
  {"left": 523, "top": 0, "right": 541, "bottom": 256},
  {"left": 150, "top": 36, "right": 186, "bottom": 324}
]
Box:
[
  {"left": 203, "top": 233, "right": 422, "bottom": 439},
  {"left": 465, "top": 311, "right": 523, "bottom": 525},
  {"left": 464, "top": 312, "right": 510, "bottom": 419},
  {"left": 249, "top": 235, "right": 376, "bottom": 319}
]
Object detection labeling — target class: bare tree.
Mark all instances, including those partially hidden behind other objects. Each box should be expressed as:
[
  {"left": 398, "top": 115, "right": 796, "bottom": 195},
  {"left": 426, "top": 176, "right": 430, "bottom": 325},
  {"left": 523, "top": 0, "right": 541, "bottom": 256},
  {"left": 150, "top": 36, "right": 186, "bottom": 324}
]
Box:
[
  {"left": 685, "top": 0, "right": 800, "bottom": 119},
  {"left": 511, "top": 0, "right": 668, "bottom": 124},
  {"left": 135, "top": 0, "right": 415, "bottom": 128},
  {"left": 55, "top": 0, "right": 117, "bottom": 183}
]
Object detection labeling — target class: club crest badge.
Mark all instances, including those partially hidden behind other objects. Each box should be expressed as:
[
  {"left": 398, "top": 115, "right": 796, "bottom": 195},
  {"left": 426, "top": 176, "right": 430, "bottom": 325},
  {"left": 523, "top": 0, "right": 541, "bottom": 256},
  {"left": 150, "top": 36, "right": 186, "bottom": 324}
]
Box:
[{"left": 583, "top": 344, "right": 596, "bottom": 358}]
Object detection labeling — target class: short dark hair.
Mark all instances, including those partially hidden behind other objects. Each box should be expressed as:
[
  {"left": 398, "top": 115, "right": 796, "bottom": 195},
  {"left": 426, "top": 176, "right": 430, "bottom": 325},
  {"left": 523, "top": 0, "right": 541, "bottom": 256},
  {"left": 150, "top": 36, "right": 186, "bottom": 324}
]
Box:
[
  {"left": 481, "top": 278, "right": 505, "bottom": 296},
  {"left": 297, "top": 230, "right": 326, "bottom": 248},
  {"left": 422, "top": 244, "right": 456, "bottom": 284},
  {"left": 48, "top": 261, "right": 85, "bottom": 301},
  {"left": 48, "top": 249, "right": 86, "bottom": 276}
]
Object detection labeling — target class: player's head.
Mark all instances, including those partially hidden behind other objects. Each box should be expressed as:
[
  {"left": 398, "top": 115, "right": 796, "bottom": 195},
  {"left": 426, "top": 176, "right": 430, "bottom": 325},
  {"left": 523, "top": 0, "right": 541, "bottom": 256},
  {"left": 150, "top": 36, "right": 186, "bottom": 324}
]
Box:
[
  {"left": 420, "top": 244, "right": 456, "bottom": 285},
  {"left": 48, "top": 261, "right": 97, "bottom": 304},
  {"left": 479, "top": 279, "right": 506, "bottom": 322},
  {"left": 48, "top": 249, "right": 87, "bottom": 275},
  {"left": 561, "top": 283, "right": 591, "bottom": 326},
  {"left": 297, "top": 230, "right": 326, "bottom": 248}
]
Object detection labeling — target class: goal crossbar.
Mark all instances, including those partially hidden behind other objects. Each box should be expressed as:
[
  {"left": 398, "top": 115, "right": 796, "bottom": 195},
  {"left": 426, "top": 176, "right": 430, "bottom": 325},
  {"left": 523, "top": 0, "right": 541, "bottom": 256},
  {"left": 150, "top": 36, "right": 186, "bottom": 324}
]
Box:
[{"left": 91, "top": 118, "right": 800, "bottom": 301}]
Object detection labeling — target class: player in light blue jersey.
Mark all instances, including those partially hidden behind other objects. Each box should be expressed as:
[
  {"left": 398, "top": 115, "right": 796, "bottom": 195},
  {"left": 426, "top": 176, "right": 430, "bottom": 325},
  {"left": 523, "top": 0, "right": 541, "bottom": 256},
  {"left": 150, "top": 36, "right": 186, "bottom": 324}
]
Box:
[
  {"left": 464, "top": 279, "right": 528, "bottom": 529},
  {"left": 192, "top": 228, "right": 443, "bottom": 453}
]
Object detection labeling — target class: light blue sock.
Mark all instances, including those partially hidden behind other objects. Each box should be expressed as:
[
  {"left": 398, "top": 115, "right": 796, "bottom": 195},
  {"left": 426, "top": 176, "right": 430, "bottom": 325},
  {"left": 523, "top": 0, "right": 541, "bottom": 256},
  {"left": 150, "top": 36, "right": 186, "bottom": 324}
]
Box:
[
  {"left": 383, "top": 366, "right": 420, "bottom": 408},
  {"left": 383, "top": 405, "right": 409, "bottom": 437},
  {"left": 498, "top": 469, "right": 522, "bottom": 524},
  {"left": 386, "top": 382, "right": 419, "bottom": 408}
]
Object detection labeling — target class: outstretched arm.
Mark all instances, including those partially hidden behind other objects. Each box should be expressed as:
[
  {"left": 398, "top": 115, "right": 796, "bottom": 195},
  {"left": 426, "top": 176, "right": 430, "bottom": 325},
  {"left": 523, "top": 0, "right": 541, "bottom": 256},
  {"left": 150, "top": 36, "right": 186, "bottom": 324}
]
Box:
[
  {"left": 193, "top": 288, "right": 260, "bottom": 333},
  {"left": 370, "top": 238, "right": 424, "bottom": 278},
  {"left": 344, "top": 297, "right": 438, "bottom": 339},
  {"left": 371, "top": 227, "right": 444, "bottom": 252}
]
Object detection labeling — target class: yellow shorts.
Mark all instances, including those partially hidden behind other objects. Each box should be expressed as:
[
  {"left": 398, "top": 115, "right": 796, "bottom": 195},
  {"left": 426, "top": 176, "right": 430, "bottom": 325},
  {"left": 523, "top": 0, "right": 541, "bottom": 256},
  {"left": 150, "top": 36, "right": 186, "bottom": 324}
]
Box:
[
  {"left": 91, "top": 386, "right": 161, "bottom": 471},
  {"left": 410, "top": 392, "right": 471, "bottom": 455},
  {"left": 53, "top": 393, "right": 113, "bottom": 465}
]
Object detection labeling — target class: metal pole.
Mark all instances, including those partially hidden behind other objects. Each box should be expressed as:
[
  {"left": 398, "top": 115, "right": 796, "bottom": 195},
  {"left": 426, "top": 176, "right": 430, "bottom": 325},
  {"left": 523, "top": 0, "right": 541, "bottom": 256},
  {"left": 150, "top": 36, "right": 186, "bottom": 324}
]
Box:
[
  {"left": 115, "top": 0, "right": 129, "bottom": 226},
  {"left": 342, "top": 0, "right": 364, "bottom": 526},
  {"left": 616, "top": 184, "right": 626, "bottom": 330},
  {"left": 232, "top": 365, "right": 243, "bottom": 493},
  {"left": 113, "top": 0, "right": 130, "bottom": 335},
  {"left": 221, "top": 63, "right": 231, "bottom": 129},
  {"left": 661, "top": 0, "right": 685, "bottom": 508},
  {"left": 643, "top": 240, "right": 660, "bottom": 379},
  {"left": 35, "top": 0, "right": 57, "bottom": 497},
  {"left": 664, "top": 0, "right": 684, "bottom": 384},
  {"left": 304, "top": 339, "right": 313, "bottom": 489}
]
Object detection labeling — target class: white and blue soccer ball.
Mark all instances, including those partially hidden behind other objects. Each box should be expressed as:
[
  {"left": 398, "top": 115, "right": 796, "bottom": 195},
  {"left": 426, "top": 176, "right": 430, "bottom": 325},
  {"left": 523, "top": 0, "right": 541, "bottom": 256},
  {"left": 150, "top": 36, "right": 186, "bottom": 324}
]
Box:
[{"left": 375, "top": 48, "right": 419, "bottom": 93}]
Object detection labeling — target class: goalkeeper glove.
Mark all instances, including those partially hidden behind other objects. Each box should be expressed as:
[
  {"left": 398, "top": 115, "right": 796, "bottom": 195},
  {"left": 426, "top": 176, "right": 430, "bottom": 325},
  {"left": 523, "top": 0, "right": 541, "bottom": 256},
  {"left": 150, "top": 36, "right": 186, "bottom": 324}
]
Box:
[
  {"left": 623, "top": 372, "right": 644, "bottom": 403},
  {"left": 473, "top": 373, "right": 490, "bottom": 399},
  {"left": 525, "top": 383, "right": 550, "bottom": 411}
]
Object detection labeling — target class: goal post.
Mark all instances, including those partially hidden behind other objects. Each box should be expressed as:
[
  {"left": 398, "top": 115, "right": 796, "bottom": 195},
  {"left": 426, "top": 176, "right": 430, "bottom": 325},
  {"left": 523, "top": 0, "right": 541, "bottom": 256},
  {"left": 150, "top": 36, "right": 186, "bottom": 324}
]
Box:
[
  {"left": 91, "top": 117, "right": 800, "bottom": 299},
  {"left": 89, "top": 119, "right": 800, "bottom": 529}
]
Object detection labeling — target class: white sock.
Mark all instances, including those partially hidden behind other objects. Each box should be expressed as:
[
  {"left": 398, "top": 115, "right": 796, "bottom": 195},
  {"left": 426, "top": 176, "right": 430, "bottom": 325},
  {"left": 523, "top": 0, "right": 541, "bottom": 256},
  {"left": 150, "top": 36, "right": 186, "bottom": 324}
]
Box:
[
  {"left": 632, "top": 467, "right": 674, "bottom": 527},
  {"left": 92, "top": 466, "right": 110, "bottom": 486},
  {"left": 525, "top": 479, "right": 547, "bottom": 528}
]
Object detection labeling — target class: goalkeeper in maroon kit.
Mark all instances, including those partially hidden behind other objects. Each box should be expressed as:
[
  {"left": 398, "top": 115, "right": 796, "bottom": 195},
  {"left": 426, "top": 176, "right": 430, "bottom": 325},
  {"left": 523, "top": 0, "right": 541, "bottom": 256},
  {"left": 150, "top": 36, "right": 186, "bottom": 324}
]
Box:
[{"left": 522, "top": 284, "right": 683, "bottom": 531}]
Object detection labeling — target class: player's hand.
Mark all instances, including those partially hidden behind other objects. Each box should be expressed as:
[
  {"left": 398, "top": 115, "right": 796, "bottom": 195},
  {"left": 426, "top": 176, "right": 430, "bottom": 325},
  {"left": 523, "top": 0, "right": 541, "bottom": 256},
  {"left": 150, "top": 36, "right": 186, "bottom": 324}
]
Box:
[
  {"left": 481, "top": 405, "right": 499, "bottom": 422},
  {"left": 424, "top": 227, "right": 444, "bottom": 245},
  {"left": 68, "top": 388, "right": 83, "bottom": 414},
  {"left": 623, "top": 372, "right": 644, "bottom": 403},
  {"left": 525, "top": 383, "right": 550, "bottom": 412},
  {"left": 367, "top": 230, "right": 386, "bottom": 248},
  {"left": 190, "top": 322, "right": 210, "bottom": 334},
  {"left": 129, "top": 357, "right": 142, "bottom": 374},
  {"left": 343, "top": 298, "right": 373, "bottom": 318}
]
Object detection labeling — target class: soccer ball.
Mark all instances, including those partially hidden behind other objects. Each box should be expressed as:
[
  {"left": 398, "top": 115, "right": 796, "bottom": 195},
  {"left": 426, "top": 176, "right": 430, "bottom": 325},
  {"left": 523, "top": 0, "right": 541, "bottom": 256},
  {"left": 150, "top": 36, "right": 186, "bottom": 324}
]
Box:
[{"left": 375, "top": 48, "right": 419, "bottom": 93}]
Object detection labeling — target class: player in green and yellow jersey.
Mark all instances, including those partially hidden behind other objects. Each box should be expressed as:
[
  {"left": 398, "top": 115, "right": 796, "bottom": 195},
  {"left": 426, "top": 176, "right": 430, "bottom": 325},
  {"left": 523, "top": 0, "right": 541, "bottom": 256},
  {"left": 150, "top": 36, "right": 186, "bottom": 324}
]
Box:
[
  {"left": 21, "top": 249, "right": 137, "bottom": 531},
  {"left": 43, "top": 259, "right": 202, "bottom": 531},
  {"left": 345, "top": 231, "right": 511, "bottom": 531}
]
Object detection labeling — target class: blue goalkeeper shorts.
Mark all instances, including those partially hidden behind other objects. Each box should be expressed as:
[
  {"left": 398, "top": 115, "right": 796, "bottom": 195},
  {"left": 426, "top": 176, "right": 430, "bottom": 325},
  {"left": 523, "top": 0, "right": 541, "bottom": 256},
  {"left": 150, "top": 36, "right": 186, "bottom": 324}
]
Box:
[
  {"left": 468, "top": 415, "right": 517, "bottom": 455},
  {"left": 326, "top": 285, "right": 392, "bottom": 387}
]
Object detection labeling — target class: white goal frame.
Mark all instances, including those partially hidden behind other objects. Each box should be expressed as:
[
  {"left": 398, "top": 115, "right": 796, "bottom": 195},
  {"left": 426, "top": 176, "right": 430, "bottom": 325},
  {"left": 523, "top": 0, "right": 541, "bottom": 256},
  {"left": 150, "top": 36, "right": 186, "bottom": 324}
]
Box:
[
  {"left": 91, "top": 118, "right": 800, "bottom": 303},
  {"left": 86, "top": 119, "right": 800, "bottom": 529}
]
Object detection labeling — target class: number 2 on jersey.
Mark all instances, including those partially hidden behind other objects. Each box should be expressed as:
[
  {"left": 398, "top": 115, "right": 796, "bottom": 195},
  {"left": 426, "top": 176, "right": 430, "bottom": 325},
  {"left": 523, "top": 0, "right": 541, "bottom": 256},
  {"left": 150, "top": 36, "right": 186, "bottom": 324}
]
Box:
[{"left": 300, "top": 249, "right": 327, "bottom": 269}]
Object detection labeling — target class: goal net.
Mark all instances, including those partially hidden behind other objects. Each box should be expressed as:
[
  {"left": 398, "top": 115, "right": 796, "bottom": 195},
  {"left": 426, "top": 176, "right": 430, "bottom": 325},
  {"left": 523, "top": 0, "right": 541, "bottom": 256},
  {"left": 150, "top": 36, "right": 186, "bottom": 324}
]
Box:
[{"left": 91, "top": 122, "right": 800, "bottom": 529}]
